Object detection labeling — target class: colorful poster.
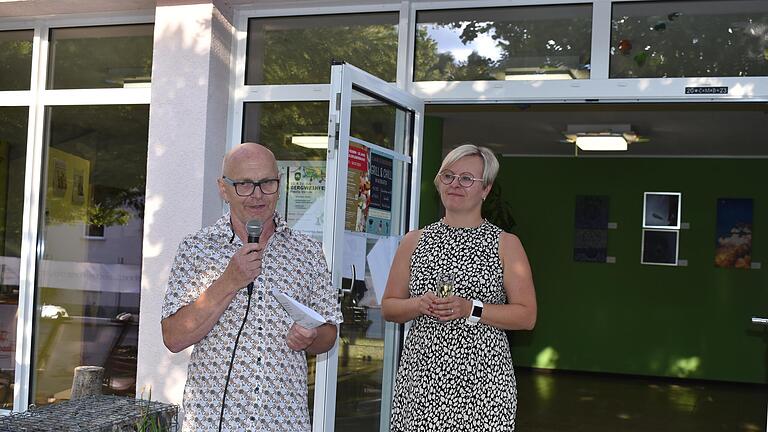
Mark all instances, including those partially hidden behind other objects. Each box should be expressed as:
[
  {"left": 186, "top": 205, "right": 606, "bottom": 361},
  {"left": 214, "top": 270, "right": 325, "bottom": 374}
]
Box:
[
  {"left": 715, "top": 198, "right": 753, "bottom": 269},
  {"left": 279, "top": 161, "right": 325, "bottom": 235},
  {"left": 367, "top": 151, "right": 393, "bottom": 236},
  {"left": 345, "top": 143, "right": 370, "bottom": 232},
  {"left": 573, "top": 195, "right": 609, "bottom": 263}
]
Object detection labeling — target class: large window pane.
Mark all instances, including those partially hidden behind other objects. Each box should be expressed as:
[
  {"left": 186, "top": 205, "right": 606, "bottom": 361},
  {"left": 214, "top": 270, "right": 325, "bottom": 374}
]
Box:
[
  {"left": 0, "top": 30, "right": 33, "bottom": 91},
  {"left": 32, "top": 105, "right": 148, "bottom": 405},
  {"left": 0, "top": 107, "right": 28, "bottom": 410},
  {"left": 246, "top": 14, "right": 398, "bottom": 85},
  {"left": 47, "top": 25, "right": 153, "bottom": 89},
  {"left": 611, "top": 1, "right": 768, "bottom": 78},
  {"left": 243, "top": 101, "right": 330, "bottom": 414},
  {"left": 415, "top": 5, "right": 592, "bottom": 81}
]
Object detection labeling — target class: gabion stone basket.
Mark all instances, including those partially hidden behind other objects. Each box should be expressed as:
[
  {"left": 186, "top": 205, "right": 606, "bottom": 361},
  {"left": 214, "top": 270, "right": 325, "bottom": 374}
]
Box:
[{"left": 0, "top": 395, "right": 178, "bottom": 432}]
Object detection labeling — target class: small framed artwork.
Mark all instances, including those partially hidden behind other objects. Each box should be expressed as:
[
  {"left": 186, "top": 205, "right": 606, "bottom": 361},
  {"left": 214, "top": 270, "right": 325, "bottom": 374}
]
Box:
[
  {"left": 643, "top": 192, "right": 681, "bottom": 229},
  {"left": 641, "top": 229, "right": 679, "bottom": 266}
]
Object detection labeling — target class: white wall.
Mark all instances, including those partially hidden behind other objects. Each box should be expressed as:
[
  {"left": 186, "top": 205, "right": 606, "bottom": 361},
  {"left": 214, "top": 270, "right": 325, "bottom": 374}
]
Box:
[{"left": 136, "top": 0, "right": 234, "bottom": 409}]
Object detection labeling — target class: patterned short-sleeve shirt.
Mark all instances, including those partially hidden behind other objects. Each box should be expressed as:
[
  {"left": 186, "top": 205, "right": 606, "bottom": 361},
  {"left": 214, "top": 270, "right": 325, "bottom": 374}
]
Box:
[{"left": 162, "top": 213, "right": 342, "bottom": 432}]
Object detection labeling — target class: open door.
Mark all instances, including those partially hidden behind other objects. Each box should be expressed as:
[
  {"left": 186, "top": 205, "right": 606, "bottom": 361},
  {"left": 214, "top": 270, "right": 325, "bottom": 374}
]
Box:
[{"left": 312, "top": 62, "right": 424, "bottom": 432}]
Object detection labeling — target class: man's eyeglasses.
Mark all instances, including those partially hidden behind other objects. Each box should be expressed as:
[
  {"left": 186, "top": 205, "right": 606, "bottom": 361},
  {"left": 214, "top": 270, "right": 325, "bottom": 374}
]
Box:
[
  {"left": 438, "top": 171, "right": 483, "bottom": 188},
  {"left": 222, "top": 176, "right": 280, "bottom": 196}
]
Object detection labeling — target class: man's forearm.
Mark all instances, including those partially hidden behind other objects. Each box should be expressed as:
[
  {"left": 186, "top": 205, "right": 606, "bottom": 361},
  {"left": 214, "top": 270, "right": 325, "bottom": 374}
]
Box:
[
  {"left": 162, "top": 276, "right": 240, "bottom": 352},
  {"left": 305, "top": 323, "right": 338, "bottom": 355}
]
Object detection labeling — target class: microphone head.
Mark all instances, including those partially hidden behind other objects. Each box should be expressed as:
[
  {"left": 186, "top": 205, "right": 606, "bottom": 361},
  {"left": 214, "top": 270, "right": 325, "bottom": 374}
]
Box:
[{"left": 246, "top": 219, "right": 263, "bottom": 241}]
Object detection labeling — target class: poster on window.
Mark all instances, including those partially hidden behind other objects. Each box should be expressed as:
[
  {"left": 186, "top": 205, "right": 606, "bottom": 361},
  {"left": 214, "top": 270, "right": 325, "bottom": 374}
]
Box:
[
  {"left": 573, "top": 195, "right": 609, "bottom": 263},
  {"left": 366, "top": 151, "right": 393, "bottom": 236},
  {"left": 278, "top": 161, "right": 325, "bottom": 235},
  {"left": 714, "top": 198, "right": 753, "bottom": 269},
  {"left": 345, "top": 143, "right": 370, "bottom": 232},
  {"left": 0, "top": 304, "right": 16, "bottom": 370}
]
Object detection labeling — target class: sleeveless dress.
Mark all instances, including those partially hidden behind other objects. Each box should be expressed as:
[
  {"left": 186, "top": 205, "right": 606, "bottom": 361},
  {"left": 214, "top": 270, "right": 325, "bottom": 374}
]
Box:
[{"left": 389, "top": 220, "right": 517, "bottom": 432}]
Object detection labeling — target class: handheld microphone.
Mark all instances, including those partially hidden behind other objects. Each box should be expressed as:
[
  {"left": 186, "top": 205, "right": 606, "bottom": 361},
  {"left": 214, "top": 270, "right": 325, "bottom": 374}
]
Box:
[{"left": 245, "top": 219, "right": 263, "bottom": 296}]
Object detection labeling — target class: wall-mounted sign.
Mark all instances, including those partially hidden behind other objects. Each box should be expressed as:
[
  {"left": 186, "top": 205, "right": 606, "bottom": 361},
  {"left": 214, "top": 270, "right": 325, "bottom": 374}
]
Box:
[{"left": 685, "top": 86, "right": 728, "bottom": 95}]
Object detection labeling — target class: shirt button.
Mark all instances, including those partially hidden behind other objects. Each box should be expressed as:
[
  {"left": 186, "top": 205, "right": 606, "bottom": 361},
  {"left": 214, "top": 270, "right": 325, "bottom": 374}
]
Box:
[
  {"left": 258, "top": 326, "right": 263, "bottom": 331},
  {"left": 258, "top": 295, "right": 263, "bottom": 300},
  {"left": 250, "top": 416, "right": 256, "bottom": 421}
]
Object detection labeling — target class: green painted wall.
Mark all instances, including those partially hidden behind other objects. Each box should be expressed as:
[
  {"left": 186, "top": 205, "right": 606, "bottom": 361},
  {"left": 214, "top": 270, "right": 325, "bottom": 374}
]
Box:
[
  {"left": 418, "top": 116, "right": 442, "bottom": 228},
  {"left": 498, "top": 157, "right": 768, "bottom": 384},
  {"left": 418, "top": 116, "right": 766, "bottom": 383}
]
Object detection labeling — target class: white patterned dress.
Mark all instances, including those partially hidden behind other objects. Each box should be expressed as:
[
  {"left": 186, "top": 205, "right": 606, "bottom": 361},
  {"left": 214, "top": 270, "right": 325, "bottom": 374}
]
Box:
[
  {"left": 162, "top": 213, "right": 342, "bottom": 432},
  {"left": 390, "top": 220, "right": 517, "bottom": 432}
]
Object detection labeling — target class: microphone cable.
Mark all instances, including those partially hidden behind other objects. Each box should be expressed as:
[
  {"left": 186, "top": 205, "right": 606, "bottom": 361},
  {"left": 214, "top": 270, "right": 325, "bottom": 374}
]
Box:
[{"left": 218, "top": 284, "right": 253, "bottom": 432}]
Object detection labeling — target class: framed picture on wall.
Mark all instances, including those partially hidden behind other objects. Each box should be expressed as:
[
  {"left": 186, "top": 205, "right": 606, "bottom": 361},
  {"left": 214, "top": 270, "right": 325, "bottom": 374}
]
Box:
[
  {"left": 643, "top": 192, "right": 681, "bottom": 229},
  {"left": 641, "top": 229, "right": 679, "bottom": 266}
]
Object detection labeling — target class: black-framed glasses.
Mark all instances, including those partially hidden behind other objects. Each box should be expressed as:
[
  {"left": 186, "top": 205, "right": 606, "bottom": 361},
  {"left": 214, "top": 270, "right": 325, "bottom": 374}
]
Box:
[
  {"left": 222, "top": 176, "right": 280, "bottom": 196},
  {"left": 438, "top": 171, "right": 483, "bottom": 188}
]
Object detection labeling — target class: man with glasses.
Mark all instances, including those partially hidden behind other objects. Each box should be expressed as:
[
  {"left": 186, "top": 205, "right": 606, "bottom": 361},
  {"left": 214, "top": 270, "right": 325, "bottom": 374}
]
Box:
[{"left": 161, "top": 142, "right": 342, "bottom": 432}]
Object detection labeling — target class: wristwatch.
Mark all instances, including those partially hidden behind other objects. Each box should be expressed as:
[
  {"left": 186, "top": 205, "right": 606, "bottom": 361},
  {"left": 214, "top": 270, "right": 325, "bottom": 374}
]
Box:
[{"left": 466, "top": 299, "right": 484, "bottom": 325}]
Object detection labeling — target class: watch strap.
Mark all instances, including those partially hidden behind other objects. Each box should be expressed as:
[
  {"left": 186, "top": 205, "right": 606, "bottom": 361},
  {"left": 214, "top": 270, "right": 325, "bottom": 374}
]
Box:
[{"left": 466, "top": 299, "right": 483, "bottom": 325}]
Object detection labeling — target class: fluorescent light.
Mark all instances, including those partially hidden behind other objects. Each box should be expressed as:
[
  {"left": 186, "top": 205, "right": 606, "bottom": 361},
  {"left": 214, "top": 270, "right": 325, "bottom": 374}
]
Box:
[
  {"left": 505, "top": 73, "right": 574, "bottom": 81},
  {"left": 575, "top": 136, "right": 628, "bottom": 151},
  {"left": 291, "top": 135, "right": 327, "bottom": 149}
]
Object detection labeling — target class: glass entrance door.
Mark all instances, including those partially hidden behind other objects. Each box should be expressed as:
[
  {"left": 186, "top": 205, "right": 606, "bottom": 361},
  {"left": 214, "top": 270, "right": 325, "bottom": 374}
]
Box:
[{"left": 312, "top": 63, "right": 424, "bottom": 432}]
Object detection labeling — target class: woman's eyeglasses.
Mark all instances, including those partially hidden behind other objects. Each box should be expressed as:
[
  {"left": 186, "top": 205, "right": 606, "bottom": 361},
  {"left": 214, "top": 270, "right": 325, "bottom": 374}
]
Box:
[
  {"left": 438, "top": 171, "right": 483, "bottom": 188},
  {"left": 222, "top": 176, "right": 280, "bottom": 196}
]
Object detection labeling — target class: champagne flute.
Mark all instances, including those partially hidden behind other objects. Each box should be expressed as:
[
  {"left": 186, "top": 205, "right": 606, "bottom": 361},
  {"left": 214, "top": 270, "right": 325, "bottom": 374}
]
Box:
[{"left": 436, "top": 273, "right": 455, "bottom": 298}]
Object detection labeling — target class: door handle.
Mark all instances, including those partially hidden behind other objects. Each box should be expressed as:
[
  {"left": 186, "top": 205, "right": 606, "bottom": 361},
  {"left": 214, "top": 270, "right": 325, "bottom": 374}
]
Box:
[{"left": 751, "top": 317, "right": 768, "bottom": 326}]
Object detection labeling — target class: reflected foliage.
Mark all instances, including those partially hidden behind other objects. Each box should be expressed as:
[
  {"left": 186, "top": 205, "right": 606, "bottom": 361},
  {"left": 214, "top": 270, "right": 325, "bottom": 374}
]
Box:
[
  {"left": 243, "top": 102, "right": 328, "bottom": 161},
  {"left": 611, "top": 6, "right": 768, "bottom": 78},
  {"left": 248, "top": 14, "right": 398, "bottom": 85},
  {"left": 48, "top": 25, "right": 153, "bottom": 89},
  {"left": 415, "top": 6, "right": 592, "bottom": 81},
  {"left": 0, "top": 30, "right": 33, "bottom": 90},
  {"left": 46, "top": 105, "right": 149, "bottom": 226}
]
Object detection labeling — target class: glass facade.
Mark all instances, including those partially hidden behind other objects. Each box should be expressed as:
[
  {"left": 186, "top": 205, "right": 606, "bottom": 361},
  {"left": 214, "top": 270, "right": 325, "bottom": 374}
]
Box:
[
  {"left": 246, "top": 13, "right": 399, "bottom": 85},
  {"left": 31, "top": 105, "right": 149, "bottom": 405},
  {"left": 414, "top": 5, "right": 593, "bottom": 81},
  {"left": 47, "top": 24, "right": 154, "bottom": 89},
  {"left": 611, "top": 0, "right": 768, "bottom": 78},
  {"left": 0, "top": 107, "right": 28, "bottom": 409},
  {"left": 0, "top": 30, "right": 33, "bottom": 91}
]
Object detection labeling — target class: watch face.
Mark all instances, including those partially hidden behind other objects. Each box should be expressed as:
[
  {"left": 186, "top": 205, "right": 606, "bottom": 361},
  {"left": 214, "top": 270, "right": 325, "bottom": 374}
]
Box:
[{"left": 471, "top": 305, "right": 483, "bottom": 318}]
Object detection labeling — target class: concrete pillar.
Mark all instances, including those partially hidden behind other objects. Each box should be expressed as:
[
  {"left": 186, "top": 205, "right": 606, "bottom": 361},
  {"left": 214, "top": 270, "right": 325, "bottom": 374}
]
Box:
[{"left": 136, "top": 0, "right": 233, "bottom": 411}]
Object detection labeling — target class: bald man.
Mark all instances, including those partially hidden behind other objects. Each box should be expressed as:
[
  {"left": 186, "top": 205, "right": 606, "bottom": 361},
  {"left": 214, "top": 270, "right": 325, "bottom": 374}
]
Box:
[{"left": 161, "top": 143, "right": 341, "bottom": 431}]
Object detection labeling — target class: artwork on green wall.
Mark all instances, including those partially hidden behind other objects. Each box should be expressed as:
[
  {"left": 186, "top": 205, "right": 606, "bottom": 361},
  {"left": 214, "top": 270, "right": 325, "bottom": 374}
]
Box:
[
  {"left": 714, "top": 198, "right": 753, "bottom": 269},
  {"left": 641, "top": 229, "right": 679, "bottom": 265},
  {"left": 573, "top": 195, "right": 609, "bottom": 263},
  {"left": 643, "top": 192, "right": 681, "bottom": 229}
]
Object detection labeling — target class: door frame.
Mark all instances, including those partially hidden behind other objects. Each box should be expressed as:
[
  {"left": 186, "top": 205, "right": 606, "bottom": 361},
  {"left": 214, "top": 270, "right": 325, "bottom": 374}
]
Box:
[{"left": 311, "top": 62, "right": 424, "bottom": 432}]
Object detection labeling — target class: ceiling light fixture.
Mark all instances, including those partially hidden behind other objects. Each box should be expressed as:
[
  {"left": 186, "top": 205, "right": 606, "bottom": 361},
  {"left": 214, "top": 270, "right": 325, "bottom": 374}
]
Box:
[
  {"left": 575, "top": 135, "right": 628, "bottom": 151},
  {"left": 563, "top": 124, "right": 646, "bottom": 151},
  {"left": 291, "top": 135, "right": 327, "bottom": 149}
]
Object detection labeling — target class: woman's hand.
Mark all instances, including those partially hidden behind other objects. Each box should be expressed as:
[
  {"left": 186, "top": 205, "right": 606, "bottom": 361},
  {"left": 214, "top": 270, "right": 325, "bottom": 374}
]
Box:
[
  {"left": 432, "top": 296, "right": 472, "bottom": 322},
  {"left": 417, "top": 292, "right": 440, "bottom": 318}
]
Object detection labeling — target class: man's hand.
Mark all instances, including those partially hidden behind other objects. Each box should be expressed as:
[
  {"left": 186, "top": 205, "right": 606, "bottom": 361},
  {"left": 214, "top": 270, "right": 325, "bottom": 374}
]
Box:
[
  {"left": 222, "top": 243, "right": 263, "bottom": 290},
  {"left": 287, "top": 323, "right": 318, "bottom": 352}
]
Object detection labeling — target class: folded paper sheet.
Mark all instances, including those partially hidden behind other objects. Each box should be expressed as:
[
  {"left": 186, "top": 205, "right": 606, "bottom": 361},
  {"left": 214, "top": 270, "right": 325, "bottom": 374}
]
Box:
[{"left": 271, "top": 288, "right": 326, "bottom": 329}]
